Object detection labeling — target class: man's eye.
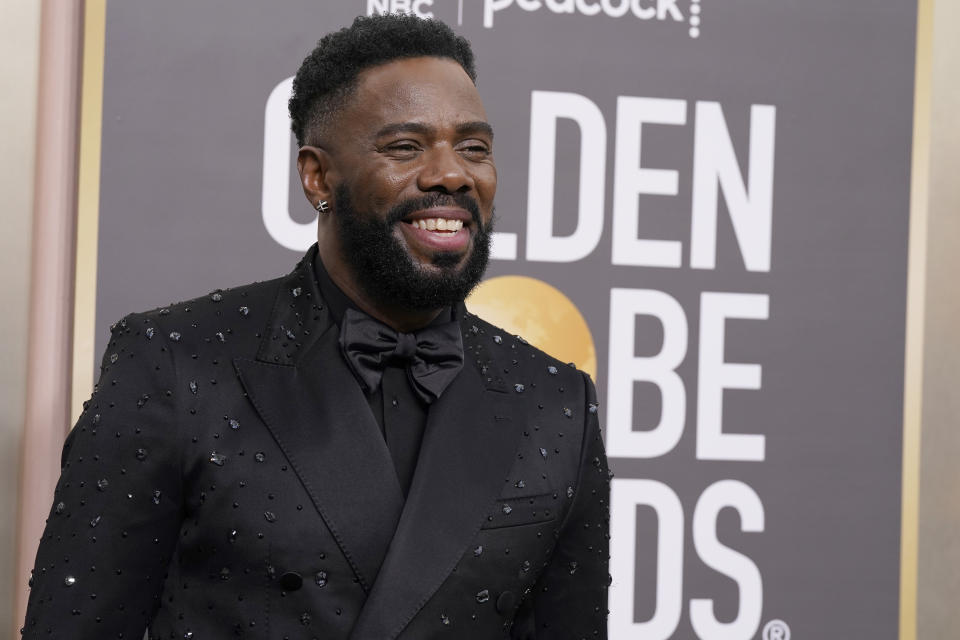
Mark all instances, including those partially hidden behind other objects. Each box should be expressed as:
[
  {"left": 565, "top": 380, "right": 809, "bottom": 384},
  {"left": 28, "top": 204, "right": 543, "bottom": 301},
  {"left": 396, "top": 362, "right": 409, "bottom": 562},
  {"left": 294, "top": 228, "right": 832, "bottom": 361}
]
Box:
[
  {"left": 386, "top": 143, "right": 419, "bottom": 152},
  {"left": 460, "top": 145, "right": 491, "bottom": 156}
]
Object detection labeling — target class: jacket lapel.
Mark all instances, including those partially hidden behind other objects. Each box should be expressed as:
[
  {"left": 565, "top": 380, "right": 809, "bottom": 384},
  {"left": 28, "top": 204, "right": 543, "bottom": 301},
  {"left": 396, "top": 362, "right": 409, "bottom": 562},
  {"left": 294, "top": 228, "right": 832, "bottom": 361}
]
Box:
[
  {"left": 233, "top": 250, "right": 404, "bottom": 592},
  {"left": 349, "top": 335, "right": 523, "bottom": 640}
]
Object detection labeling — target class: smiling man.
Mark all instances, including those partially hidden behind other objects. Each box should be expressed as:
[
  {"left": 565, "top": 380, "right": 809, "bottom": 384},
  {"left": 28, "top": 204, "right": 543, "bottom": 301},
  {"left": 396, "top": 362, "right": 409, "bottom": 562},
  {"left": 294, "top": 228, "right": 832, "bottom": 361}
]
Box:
[{"left": 22, "top": 14, "right": 609, "bottom": 640}]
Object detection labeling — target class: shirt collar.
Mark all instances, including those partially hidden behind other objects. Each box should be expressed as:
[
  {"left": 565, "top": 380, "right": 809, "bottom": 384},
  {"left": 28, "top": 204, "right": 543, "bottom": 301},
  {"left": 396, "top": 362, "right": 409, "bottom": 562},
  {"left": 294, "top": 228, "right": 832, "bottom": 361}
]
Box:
[{"left": 313, "top": 251, "right": 357, "bottom": 328}]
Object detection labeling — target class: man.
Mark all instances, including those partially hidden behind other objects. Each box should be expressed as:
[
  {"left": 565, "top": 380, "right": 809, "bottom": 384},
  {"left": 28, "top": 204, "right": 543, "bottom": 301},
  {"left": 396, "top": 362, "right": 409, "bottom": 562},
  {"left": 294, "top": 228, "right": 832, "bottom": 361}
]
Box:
[{"left": 23, "top": 14, "right": 609, "bottom": 639}]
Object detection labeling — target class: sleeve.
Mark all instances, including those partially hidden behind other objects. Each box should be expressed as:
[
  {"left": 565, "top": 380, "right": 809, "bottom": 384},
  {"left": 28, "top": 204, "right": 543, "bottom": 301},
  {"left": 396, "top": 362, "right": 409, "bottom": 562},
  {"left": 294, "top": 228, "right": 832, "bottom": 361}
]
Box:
[
  {"left": 21, "top": 313, "right": 184, "bottom": 639},
  {"left": 516, "top": 371, "right": 611, "bottom": 639}
]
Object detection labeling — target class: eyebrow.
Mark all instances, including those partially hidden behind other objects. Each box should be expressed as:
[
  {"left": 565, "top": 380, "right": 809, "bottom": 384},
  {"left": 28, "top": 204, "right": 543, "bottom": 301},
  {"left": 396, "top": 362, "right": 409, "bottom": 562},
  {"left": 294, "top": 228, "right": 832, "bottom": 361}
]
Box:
[
  {"left": 457, "top": 121, "right": 494, "bottom": 140},
  {"left": 374, "top": 120, "right": 494, "bottom": 140}
]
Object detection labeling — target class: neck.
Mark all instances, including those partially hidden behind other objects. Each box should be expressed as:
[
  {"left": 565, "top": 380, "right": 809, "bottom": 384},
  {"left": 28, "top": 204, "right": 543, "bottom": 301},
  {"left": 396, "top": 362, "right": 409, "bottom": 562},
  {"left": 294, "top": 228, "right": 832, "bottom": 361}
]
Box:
[
  {"left": 335, "top": 273, "right": 445, "bottom": 333},
  {"left": 319, "top": 246, "right": 445, "bottom": 333}
]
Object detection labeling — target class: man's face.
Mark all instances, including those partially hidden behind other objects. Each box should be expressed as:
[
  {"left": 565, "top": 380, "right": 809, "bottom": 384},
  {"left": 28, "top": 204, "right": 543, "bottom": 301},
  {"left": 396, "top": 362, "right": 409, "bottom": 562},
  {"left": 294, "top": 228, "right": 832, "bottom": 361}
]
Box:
[{"left": 322, "top": 57, "right": 497, "bottom": 311}]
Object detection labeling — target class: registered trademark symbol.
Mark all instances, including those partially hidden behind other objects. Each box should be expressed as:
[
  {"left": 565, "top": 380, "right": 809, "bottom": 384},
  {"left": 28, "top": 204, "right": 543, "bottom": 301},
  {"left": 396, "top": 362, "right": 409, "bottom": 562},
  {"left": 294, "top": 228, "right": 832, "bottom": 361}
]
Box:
[{"left": 762, "top": 619, "right": 791, "bottom": 640}]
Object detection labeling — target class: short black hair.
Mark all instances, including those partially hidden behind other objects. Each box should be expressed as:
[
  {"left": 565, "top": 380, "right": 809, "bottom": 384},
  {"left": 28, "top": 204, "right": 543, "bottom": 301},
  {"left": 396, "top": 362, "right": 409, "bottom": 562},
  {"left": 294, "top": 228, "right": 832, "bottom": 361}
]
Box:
[{"left": 289, "top": 13, "right": 477, "bottom": 147}]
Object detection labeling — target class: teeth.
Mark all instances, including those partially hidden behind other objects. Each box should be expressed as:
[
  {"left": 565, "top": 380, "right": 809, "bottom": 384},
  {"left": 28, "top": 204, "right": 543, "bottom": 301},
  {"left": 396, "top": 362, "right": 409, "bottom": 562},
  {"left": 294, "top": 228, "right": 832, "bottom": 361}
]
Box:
[{"left": 408, "top": 218, "right": 463, "bottom": 232}]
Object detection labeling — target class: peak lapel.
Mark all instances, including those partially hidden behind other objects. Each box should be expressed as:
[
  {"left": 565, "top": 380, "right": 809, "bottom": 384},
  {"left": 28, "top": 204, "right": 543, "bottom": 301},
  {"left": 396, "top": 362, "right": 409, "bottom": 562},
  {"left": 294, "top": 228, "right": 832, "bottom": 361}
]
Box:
[
  {"left": 234, "top": 249, "right": 404, "bottom": 592},
  {"left": 348, "top": 356, "right": 523, "bottom": 640}
]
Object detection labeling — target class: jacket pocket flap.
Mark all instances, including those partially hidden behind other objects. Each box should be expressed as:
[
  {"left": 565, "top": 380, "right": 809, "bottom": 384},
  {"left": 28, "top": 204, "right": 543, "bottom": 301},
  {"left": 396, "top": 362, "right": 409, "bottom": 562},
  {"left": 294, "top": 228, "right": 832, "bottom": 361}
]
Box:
[{"left": 481, "top": 492, "right": 558, "bottom": 529}]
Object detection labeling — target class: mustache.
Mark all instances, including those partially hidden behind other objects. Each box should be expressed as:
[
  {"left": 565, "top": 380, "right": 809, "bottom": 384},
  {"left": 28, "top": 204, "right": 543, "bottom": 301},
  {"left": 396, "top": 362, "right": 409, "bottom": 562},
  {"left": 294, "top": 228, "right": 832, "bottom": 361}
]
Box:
[{"left": 385, "top": 192, "right": 482, "bottom": 227}]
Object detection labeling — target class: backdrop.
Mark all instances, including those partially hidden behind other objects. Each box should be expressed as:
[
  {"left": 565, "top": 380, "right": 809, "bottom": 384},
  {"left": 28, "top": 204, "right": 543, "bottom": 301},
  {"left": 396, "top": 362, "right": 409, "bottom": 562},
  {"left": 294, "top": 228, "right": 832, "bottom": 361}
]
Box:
[{"left": 88, "top": 1, "right": 917, "bottom": 638}]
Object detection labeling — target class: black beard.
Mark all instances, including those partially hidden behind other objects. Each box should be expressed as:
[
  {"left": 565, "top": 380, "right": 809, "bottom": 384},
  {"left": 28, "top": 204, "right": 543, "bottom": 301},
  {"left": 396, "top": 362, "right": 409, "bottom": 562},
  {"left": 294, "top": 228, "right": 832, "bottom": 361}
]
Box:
[{"left": 333, "top": 185, "right": 493, "bottom": 312}]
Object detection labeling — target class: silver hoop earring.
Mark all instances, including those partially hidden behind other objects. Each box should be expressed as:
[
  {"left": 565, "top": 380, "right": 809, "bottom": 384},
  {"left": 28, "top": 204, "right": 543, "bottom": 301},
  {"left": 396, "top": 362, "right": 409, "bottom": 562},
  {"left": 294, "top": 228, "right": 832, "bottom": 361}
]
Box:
[{"left": 315, "top": 200, "right": 330, "bottom": 213}]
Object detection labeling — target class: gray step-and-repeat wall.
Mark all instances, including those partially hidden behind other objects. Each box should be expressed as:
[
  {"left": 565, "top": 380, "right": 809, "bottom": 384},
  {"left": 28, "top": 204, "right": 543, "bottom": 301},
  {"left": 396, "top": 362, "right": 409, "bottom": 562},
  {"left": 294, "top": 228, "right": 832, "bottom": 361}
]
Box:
[{"left": 90, "top": 1, "right": 916, "bottom": 638}]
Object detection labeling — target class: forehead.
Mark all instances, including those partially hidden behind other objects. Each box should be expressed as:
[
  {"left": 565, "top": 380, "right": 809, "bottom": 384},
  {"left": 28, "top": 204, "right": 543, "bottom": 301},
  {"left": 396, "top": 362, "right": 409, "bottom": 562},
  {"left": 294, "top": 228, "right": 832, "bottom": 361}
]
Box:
[{"left": 342, "top": 57, "right": 487, "bottom": 134}]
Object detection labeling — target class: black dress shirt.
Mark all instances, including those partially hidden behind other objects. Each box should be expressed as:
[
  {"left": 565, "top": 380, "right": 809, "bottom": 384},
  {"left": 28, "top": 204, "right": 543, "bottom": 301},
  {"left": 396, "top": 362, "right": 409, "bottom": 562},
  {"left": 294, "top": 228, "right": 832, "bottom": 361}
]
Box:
[{"left": 313, "top": 254, "right": 451, "bottom": 497}]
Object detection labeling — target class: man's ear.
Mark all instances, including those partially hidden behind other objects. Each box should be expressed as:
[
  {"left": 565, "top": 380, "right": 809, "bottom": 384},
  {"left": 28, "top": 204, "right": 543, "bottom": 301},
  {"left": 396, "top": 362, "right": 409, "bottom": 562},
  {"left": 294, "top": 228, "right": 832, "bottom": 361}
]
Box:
[{"left": 297, "top": 145, "right": 334, "bottom": 208}]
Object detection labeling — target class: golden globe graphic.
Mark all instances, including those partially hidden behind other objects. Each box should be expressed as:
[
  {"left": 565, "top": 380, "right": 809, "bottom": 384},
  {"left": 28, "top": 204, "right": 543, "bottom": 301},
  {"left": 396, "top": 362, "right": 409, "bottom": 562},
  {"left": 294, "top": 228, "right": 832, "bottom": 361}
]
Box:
[{"left": 466, "top": 275, "right": 597, "bottom": 380}]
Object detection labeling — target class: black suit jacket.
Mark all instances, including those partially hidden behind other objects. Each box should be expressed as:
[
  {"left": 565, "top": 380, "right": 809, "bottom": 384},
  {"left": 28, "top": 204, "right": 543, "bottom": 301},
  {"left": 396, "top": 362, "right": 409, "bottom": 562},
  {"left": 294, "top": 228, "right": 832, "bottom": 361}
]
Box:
[{"left": 23, "top": 246, "right": 610, "bottom": 639}]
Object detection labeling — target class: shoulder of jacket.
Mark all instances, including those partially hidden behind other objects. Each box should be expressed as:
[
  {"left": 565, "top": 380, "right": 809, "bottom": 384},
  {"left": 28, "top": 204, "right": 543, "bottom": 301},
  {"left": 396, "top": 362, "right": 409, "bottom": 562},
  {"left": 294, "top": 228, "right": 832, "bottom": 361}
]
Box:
[
  {"left": 115, "top": 276, "right": 283, "bottom": 326},
  {"left": 106, "top": 276, "right": 287, "bottom": 355},
  {"left": 462, "top": 309, "right": 590, "bottom": 387}
]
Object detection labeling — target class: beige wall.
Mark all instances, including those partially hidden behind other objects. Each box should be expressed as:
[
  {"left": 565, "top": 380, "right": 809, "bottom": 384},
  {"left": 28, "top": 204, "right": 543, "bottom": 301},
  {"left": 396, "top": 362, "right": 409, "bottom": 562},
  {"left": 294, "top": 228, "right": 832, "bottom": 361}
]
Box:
[
  {"left": 917, "top": 0, "right": 960, "bottom": 637},
  {"left": 0, "top": 0, "right": 42, "bottom": 635}
]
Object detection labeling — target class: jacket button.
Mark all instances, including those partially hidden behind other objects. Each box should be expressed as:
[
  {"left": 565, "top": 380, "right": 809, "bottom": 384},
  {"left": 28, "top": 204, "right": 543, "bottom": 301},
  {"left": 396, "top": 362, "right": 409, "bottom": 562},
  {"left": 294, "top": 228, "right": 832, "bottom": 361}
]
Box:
[
  {"left": 496, "top": 590, "right": 516, "bottom": 614},
  {"left": 279, "top": 571, "right": 303, "bottom": 591}
]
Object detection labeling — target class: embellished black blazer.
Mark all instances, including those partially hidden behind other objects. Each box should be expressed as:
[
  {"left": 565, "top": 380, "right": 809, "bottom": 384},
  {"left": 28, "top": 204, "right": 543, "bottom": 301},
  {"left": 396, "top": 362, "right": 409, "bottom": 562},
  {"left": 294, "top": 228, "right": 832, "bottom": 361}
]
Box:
[{"left": 22, "top": 246, "right": 610, "bottom": 639}]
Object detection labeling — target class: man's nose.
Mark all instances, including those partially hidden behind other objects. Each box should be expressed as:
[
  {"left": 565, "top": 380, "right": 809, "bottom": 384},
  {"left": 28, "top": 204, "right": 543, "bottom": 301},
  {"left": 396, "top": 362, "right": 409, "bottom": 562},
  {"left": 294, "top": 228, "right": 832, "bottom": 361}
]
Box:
[{"left": 417, "top": 145, "right": 473, "bottom": 193}]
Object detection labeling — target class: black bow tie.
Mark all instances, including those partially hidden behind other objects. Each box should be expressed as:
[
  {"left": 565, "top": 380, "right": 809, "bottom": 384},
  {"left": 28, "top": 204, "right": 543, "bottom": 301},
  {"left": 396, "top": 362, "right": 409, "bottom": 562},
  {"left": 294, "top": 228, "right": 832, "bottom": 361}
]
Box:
[{"left": 338, "top": 308, "right": 464, "bottom": 404}]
